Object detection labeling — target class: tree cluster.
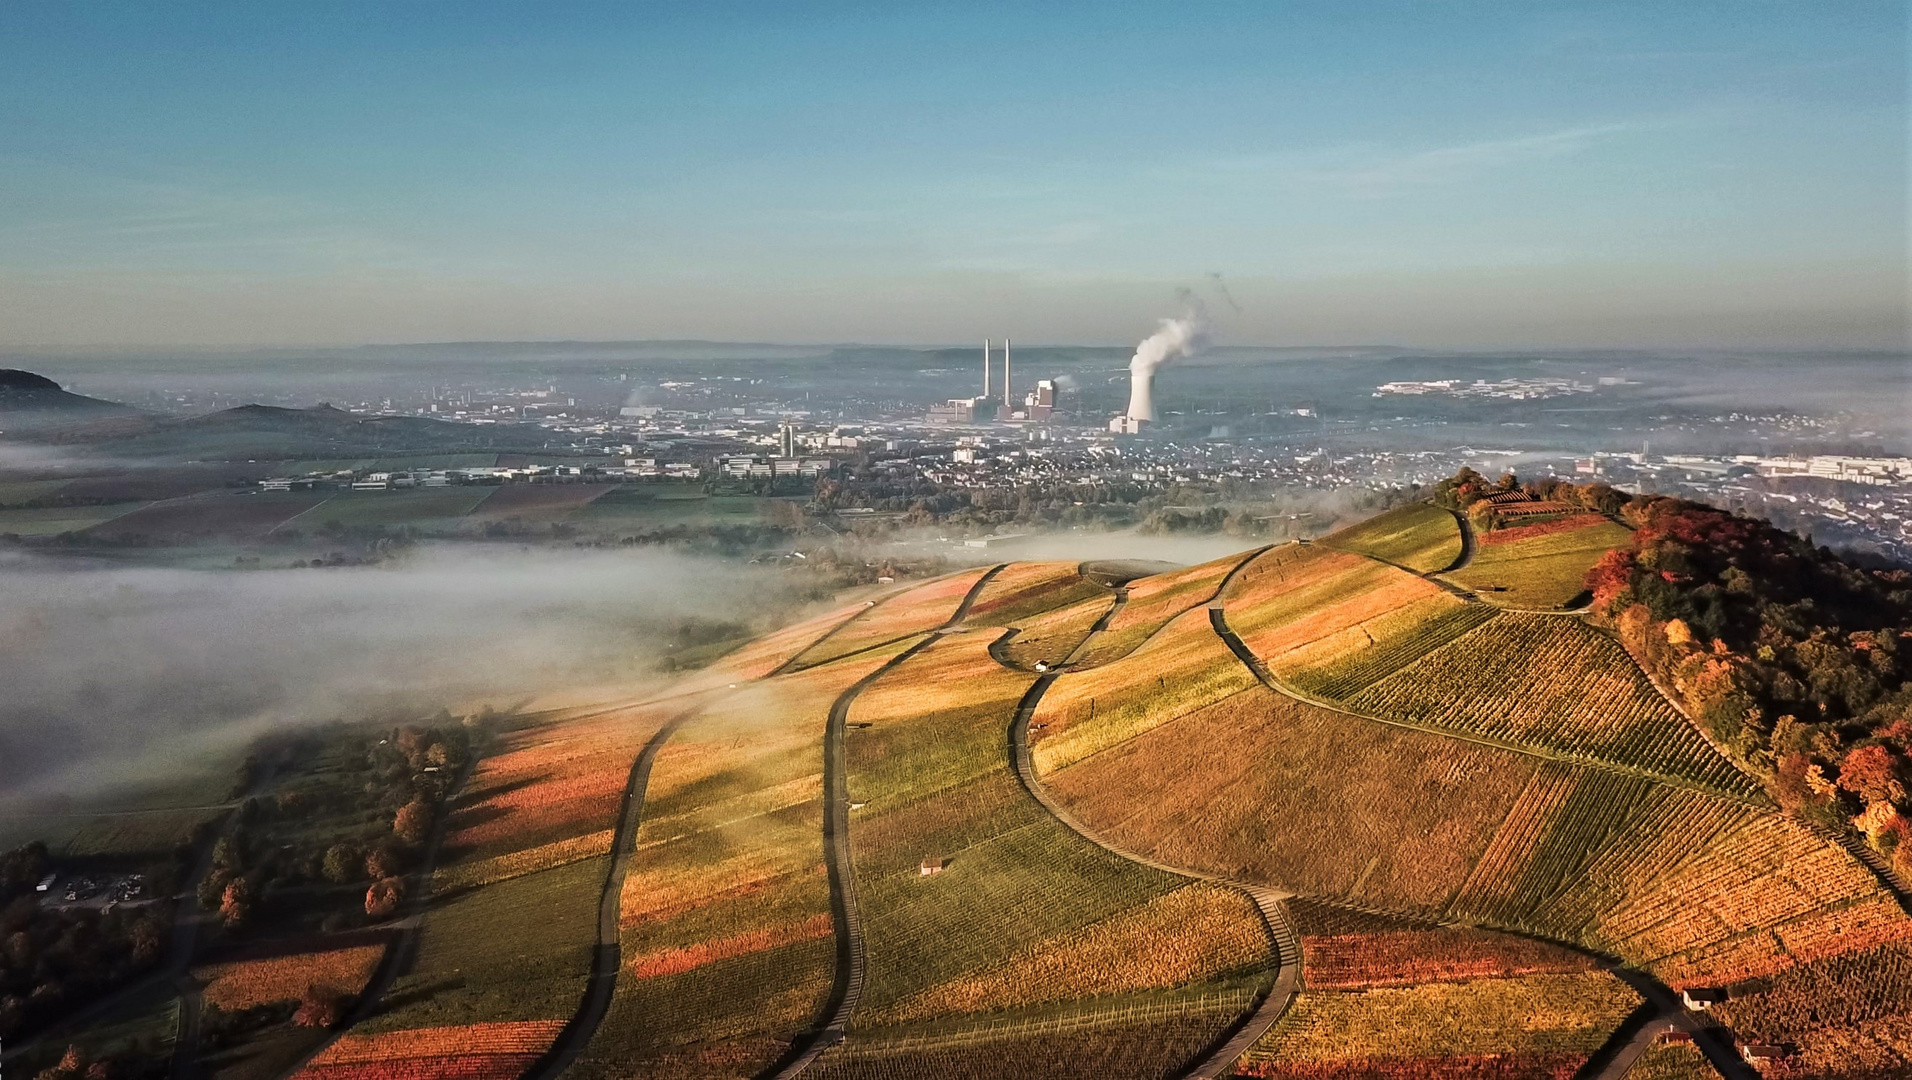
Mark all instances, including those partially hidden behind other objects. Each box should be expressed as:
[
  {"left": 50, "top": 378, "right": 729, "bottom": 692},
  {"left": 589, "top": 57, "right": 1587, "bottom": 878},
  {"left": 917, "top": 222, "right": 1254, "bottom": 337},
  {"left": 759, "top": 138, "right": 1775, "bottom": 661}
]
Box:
[
  {"left": 0, "top": 863, "right": 170, "bottom": 1040},
  {"left": 200, "top": 721, "right": 472, "bottom": 936},
  {"left": 1581, "top": 490, "right": 1912, "bottom": 872},
  {"left": 1434, "top": 467, "right": 1632, "bottom": 531}
]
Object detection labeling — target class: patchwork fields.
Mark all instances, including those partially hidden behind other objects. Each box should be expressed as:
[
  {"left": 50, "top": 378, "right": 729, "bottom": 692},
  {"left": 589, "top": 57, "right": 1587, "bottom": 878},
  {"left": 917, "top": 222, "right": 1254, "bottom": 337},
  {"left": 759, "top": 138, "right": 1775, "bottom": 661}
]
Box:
[
  {"left": 34, "top": 512, "right": 1912, "bottom": 1079},
  {"left": 814, "top": 628, "right": 1274, "bottom": 1070},
  {"left": 565, "top": 638, "right": 926, "bottom": 1079}
]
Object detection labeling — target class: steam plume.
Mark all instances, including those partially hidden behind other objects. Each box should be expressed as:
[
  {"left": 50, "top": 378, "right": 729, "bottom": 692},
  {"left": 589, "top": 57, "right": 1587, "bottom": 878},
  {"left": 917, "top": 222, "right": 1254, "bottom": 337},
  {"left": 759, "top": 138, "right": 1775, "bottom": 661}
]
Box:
[{"left": 1126, "top": 297, "right": 1210, "bottom": 422}]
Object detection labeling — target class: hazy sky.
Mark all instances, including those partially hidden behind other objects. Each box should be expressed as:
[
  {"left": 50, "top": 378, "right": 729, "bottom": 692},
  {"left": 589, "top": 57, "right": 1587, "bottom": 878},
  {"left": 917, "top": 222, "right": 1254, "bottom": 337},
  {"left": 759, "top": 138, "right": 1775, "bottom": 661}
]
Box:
[{"left": 0, "top": 2, "right": 1904, "bottom": 349}]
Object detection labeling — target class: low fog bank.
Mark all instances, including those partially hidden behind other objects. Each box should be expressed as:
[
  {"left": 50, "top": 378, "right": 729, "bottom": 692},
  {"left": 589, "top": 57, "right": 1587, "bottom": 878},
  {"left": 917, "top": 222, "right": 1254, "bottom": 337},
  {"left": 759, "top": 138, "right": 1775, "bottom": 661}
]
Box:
[
  {"left": 988, "top": 531, "right": 1250, "bottom": 565},
  {"left": 0, "top": 546, "right": 792, "bottom": 805}
]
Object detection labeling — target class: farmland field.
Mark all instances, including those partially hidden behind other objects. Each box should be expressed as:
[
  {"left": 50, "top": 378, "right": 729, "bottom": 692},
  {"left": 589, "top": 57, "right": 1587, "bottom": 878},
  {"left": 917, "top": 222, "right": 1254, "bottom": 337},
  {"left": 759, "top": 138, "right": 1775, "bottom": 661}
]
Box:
[
  {"left": 297, "top": 487, "right": 495, "bottom": 528},
  {"left": 1069, "top": 550, "right": 1258, "bottom": 666},
  {"left": 992, "top": 593, "right": 1112, "bottom": 670},
  {"left": 1238, "top": 971, "right": 1640, "bottom": 1078},
  {"left": 349, "top": 699, "right": 681, "bottom": 1043},
  {"left": 565, "top": 637, "right": 927, "bottom": 1079},
  {"left": 465, "top": 482, "right": 617, "bottom": 519},
  {"left": 1442, "top": 513, "right": 1633, "bottom": 609},
  {"left": 1320, "top": 502, "right": 1464, "bottom": 573},
  {"left": 358, "top": 855, "right": 609, "bottom": 1033},
  {"left": 1624, "top": 1041, "right": 1721, "bottom": 1079},
  {"left": 1707, "top": 937, "right": 1912, "bottom": 1078},
  {"left": 82, "top": 491, "right": 331, "bottom": 540},
  {"left": 0, "top": 502, "right": 146, "bottom": 536},
  {"left": 1215, "top": 542, "right": 1483, "bottom": 691},
  {"left": 198, "top": 943, "right": 387, "bottom": 1010},
  {"left": 1028, "top": 604, "right": 1258, "bottom": 774},
  {"left": 788, "top": 566, "right": 995, "bottom": 669},
  {"left": 1345, "top": 613, "right": 1757, "bottom": 794},
  {"left": 807, "top": 1003, "right": 1245, "bottom": 1080},
  {"left": 691, "top": 595, "right": 880, "bottom": 683},
  {"left": 821, "top": 629, "right": 1271, "bottom": 1066},
  {"left": 1045, "top": 685, "right": 1537, "bottom": 917},
  {"left": 961, "top": 560, "right": 1106, "bottom": 626}
]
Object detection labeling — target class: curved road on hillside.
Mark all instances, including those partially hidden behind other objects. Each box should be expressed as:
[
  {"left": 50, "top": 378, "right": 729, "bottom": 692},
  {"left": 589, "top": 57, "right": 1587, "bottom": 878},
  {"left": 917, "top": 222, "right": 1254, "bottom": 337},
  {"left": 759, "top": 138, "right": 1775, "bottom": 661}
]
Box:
[
  {"left": 1202, "top": 585, "right": 1761, "bottom": 1080},
  {"left": 270, "top": 748, "right": 482, "bottom": 1080},
  {"left": 522, "top": 708, "right": 699, "bottom": 1080},
  {"left": 998, "top": 558, "right": 1301, "bottom": 1079},
  {"left": 768, "top": 565, "right": 1006, "bottom": 1078}
]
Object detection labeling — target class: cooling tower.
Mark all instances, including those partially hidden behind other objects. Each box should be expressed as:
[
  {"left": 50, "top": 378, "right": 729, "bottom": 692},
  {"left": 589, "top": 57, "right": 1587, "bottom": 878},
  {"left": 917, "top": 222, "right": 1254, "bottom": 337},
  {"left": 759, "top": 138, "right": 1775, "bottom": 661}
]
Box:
[{"left": 1126, "top": 369, "right": 1156, "bottom": 423}]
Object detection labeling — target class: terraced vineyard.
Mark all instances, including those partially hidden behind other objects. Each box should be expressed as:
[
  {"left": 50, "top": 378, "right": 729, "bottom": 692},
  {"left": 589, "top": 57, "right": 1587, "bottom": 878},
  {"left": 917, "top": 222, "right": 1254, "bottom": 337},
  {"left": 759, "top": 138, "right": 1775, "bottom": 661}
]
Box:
[
  {"left": 1344, "top": 613, "right": 1759, "bottom": 795},
  {"left": 788, "top": 567, "right": 996, "bottom": 669},
  {"left": 299, "top": 699, "right": 677, "bottom": 1080},
  {"left": 564, "top": 639, "right": 924, "bottom": 1079},
  {"left": 813, "top": 629, "right": 1274, "bottom": 1070},
  {"left": 1319, "top": 502, "right": 1464, "bottom": 574},
  {"left": 1027, "top": 604, "right": 1258, "bottom": 774},
  {"left": 1070, "top": 550, "right": 1259, "bottom": 666},
  {"left": 960, "top": 560, "right": 1107, "bottom": 627},
  {"left": 992, "top": 593, "right": 1111, "bottom": 670},
  {"left": 31, "top": 510, "right": 1912, "bottom": 1080},
  {"left": 1217, "top": 543, "right": 1485, "bottom": 693},
  {"left": 1625, "top": 1041, "right": 1723, "bottom": 1079}
]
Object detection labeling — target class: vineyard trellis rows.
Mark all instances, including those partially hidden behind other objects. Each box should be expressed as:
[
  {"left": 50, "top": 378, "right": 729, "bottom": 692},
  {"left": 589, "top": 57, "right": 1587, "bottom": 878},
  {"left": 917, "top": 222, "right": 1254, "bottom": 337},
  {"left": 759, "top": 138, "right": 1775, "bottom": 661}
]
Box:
[
  {"left": 823, "top": 988, "right": 1255, "bottom": 1053},
  {"left": 1346, "top": 613, "right": 1757, "bottom": 796}
]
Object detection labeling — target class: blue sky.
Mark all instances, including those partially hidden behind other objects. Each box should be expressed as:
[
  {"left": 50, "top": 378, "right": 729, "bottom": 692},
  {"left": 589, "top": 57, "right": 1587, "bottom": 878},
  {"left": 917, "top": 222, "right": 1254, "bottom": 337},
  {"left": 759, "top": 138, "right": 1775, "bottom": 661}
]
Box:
[{"left": 0, "top": 1, "right": 1903, "bottom": 348}]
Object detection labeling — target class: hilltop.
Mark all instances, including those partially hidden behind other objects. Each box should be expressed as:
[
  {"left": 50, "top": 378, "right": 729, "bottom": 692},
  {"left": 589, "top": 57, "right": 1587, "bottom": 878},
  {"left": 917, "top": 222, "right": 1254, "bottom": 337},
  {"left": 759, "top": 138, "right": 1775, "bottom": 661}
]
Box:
[
  {"left": 11, "top": 483, "right": 1910, "bottom": 1080},
  {"left": 0, "top": 369, "right": 139, "bottom": 429}
]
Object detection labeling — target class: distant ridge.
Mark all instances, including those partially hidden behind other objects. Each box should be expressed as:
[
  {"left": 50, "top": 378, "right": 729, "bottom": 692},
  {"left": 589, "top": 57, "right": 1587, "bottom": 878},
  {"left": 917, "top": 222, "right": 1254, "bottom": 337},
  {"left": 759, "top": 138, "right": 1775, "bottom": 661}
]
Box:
[{"left": 0, "top": 368, "right": 139, "bottom": 429}]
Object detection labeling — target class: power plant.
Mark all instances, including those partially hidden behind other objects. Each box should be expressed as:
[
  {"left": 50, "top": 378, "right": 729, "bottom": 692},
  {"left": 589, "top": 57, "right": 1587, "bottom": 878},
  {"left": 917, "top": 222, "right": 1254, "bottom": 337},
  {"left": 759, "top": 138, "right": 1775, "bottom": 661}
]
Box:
[{"left": 928, "top": 338, "right": 1033, "bottom": 425}]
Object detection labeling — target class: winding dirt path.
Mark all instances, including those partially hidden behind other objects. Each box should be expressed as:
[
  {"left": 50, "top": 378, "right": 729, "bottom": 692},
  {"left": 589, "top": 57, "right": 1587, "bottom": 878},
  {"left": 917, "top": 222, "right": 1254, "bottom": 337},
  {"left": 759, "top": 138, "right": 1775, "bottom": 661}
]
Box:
[{"left": 768, "top": 566, "right": 1007, "bottom": 1078}]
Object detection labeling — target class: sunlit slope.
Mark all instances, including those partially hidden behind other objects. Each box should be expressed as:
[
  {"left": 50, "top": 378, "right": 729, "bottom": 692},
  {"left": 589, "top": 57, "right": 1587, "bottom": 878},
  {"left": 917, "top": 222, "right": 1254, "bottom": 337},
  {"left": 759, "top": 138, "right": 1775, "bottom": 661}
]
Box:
[
  {"left": 1028, "top": 604, "right": 1257, "bottom": 773},
  {"left": 788, "top": 567, "right": 996, "bottom": 669},
  {"left": 1071, "top": 549, "right": 1261, "bottom": 666},
  {"left": 1218, "top": 543, "right": 1488, "bottom": 691},
  {"left": 959, "top": 560, "right": 1105, "bottom": 627},
  {"left": 1239, "top": 901, "right": 1640, "bottom": 1079},
  {"left": 1319, "top": 502, "right": 1463, "bottom": 574},
  {"left": 1444, "top": 512, "right": 1634, "bottom": 610},
  {"left": 809, "top": 629, "right": 1271, "bottom": 1077},
  {"left": 566, "top": 638, "right": 923, "bottom": 1080},
  {"left": 309, "top": 699, "right": 682, "bottom": 1079},
  {"left": 1345, "top": 612, "right": 1758, "bottom": 795},
  {"left": 1215, "top": 544, "right": 1751, "bottom": 795},
  {"left": 1027, "top": 532, "right": 1912, "bottom": 1077}
]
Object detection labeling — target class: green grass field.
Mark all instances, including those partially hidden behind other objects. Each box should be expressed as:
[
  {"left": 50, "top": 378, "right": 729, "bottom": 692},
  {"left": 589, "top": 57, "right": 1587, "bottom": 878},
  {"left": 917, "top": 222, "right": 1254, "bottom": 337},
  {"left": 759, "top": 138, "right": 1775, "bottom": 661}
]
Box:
[
  {"left": 0, "top": 502, "right": 147, "bottom": 535},
  {"left": 360, "top": 855, "right": 608, "bottom": 1032},
  {"left": 297, "top": 487, "right": 495, "bottom": 528},
  {"left": 1443, "top": 516, "right": 1633, "bottom": 609},
  {"left": 1320, "top": 502, "right": 1464, "bottom": 573}
]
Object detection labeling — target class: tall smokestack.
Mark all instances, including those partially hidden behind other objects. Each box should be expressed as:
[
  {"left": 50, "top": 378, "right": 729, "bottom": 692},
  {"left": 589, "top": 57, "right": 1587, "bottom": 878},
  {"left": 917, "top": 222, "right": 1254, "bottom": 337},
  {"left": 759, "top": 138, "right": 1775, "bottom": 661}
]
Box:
[
  {"left": 982, "top": 339, "right": 991, "bottom": 398},
  {"left": 1003, "top": 338, "right": 1012, "bottom": 411}
]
